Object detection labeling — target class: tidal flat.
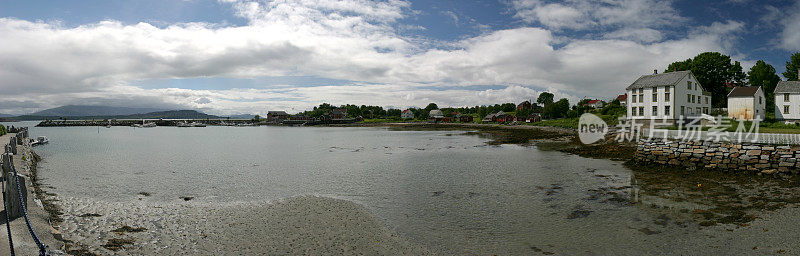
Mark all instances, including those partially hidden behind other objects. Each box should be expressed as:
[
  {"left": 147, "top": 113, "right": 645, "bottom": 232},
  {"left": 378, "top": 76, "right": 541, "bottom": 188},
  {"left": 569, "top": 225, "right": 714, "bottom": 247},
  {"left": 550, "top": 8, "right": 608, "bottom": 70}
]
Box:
[{"left": 24, "top": 123, "right": 800, "bottom": 255}]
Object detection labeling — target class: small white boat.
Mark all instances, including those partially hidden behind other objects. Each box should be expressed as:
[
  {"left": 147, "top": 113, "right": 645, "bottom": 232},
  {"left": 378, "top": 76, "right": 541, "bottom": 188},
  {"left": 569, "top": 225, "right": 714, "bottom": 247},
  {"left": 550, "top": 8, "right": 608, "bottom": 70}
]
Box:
[
  {"left": 142, "top": 122, "right": 157, "bottom": 128},
  {"left": 177, "top": 121, "right": 192, "bottom": 127},
  {"left": 190, "top": 122, "right": 206, "bottom": 127},
  {"left": 31, "top": 136, "right": 48, "bottom": 146}
]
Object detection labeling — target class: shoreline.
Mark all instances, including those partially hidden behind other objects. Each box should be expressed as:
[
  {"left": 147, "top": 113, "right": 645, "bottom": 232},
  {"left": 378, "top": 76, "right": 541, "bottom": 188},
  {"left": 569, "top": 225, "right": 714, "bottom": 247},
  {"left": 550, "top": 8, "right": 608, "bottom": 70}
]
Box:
[
  {"left": 0, "top": 133, "right": 66, "bottom": 256},
  {"left": 25, "top": 124, "right": 800, "bottom": 255}
]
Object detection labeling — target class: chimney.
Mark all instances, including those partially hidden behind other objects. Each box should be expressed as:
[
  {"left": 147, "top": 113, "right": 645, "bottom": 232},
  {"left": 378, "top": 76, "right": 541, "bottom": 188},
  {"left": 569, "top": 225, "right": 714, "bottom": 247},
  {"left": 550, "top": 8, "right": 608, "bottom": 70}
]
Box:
[{"left": 654, "top": 69, "right": 658, "bottom": 74}]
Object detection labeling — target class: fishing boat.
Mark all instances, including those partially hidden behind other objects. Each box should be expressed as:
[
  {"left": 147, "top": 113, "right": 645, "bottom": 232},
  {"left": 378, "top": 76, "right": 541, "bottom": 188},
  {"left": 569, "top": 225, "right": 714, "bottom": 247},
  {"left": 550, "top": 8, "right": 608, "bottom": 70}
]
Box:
[{"left": 31, "top": 136, "right": 49, "bottom": 146}]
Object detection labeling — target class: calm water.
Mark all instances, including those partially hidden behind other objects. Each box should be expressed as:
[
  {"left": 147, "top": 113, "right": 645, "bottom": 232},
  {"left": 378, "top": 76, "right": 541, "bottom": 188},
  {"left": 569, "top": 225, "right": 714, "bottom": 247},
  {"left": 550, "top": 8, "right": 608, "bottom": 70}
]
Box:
[{"left": 9, "top": 121, "right": 798, "bottom": 255}]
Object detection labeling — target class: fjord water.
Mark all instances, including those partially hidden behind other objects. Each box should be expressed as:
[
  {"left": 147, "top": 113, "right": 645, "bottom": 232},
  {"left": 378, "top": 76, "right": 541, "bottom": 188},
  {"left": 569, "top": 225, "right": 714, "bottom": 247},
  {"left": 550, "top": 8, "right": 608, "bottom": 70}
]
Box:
[{"left": 15, "top": 122, "right": 800, "bottom": 255}]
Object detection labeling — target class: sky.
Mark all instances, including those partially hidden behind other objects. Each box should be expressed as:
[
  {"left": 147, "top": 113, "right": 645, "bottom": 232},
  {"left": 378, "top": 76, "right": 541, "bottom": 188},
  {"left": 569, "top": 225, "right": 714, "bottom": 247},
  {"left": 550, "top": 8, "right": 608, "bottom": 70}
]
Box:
[{"left": 1, "top": 0, "right": 799, "bottom": 115}]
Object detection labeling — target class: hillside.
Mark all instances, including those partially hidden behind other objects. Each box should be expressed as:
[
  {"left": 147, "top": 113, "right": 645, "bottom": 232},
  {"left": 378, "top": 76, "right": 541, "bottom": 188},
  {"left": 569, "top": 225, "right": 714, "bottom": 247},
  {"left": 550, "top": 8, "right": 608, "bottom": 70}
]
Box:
[
  {"left": 28, "top": 105, "right": 166, "bottom": 117},
  {"left": 9, "top": 110, "right": 218, "bottom": 120}
]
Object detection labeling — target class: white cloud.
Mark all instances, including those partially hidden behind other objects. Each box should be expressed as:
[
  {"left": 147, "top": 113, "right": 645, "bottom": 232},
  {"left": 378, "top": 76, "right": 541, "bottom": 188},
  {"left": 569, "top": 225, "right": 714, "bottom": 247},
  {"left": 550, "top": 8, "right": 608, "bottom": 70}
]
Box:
[
  {"left": 603, "top": 28, "right": 662, "bottom": 42},
  {"left": 0, "top": 0, "right": 750, "bottom": 115},
  {"left": 511, "top": 0, "right": 685, "bottom": 29},
  {"left": 772, "top": 2, "right": 800, "bottom": 50}
]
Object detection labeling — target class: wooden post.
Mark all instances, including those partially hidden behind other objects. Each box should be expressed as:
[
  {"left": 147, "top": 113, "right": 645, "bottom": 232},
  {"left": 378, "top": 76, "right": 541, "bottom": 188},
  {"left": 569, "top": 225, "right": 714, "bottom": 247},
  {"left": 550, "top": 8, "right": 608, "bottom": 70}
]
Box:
[
  {"left": 2, "top": 153, "right": 25, "bottom": 219},
  {"left": 9, "top": 137, "right": 16, "bottom": 155}
]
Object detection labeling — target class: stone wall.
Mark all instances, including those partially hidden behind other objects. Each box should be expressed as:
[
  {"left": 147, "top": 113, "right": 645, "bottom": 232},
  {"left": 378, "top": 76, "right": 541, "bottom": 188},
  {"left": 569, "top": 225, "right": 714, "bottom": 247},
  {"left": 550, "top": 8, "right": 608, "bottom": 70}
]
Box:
[{"left": 635, "top": 139, "right": 800, "bottom": 175}]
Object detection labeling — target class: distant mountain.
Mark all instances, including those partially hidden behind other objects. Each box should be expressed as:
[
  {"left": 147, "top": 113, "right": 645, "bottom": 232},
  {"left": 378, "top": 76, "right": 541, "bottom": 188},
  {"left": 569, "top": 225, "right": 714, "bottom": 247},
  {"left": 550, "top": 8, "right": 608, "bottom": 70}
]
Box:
[
  {"left": 9, "top": 110, "right": 218, "bottom": 121},
  {"left": 228, "top": 114, "right": 255, "bottom": 119},
  {"left": 0, "top": 113, "right": 15, "bottom": 118},
  {"left": 122, "top": 110, "right": 219, "bottom": 119},
  {"left": 29, "top": 105, "right": 167, "bottom": 117}
]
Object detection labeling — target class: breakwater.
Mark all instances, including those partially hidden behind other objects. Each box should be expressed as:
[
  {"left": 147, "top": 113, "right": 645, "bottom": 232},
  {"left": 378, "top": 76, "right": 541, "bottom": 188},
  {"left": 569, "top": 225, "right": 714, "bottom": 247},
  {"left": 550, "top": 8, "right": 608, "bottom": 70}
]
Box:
[{"left": 635, "top": 139, "right": 800, "bottom": 174}]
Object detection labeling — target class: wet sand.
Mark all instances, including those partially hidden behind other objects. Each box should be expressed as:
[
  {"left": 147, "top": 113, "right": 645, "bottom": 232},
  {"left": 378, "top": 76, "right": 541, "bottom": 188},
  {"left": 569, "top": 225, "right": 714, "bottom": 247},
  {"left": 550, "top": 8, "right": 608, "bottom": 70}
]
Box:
[{"left": 56, "top": 196, "right": 428, "bottom": 255}]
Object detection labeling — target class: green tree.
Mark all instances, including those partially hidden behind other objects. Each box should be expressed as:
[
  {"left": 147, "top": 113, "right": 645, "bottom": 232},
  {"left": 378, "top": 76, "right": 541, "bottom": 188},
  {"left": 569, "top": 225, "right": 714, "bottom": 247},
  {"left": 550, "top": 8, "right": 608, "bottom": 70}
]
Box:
[
  {"left": 748, "top": 60, "right": 781, "bottom": 113},
  {"left": 543, "top": 98, "right": 570, "bottom": 118},
  {"left": 537, "top": 92, "right": 554, "bottom": 106},
  {"left": 424, "top": 103, "right": 438, "bottom": 111},
  {"left": 516, "top": 107, "right": 532, "bottom": 118},
  {"left": 665, "top": 52, "right": 746, "bottom": 107},
  {"left": 784, "top": 52, "right": 800, "bottom": 81},
  {"left": 386, "top": 108, "right": 401, "bottom": 118}
]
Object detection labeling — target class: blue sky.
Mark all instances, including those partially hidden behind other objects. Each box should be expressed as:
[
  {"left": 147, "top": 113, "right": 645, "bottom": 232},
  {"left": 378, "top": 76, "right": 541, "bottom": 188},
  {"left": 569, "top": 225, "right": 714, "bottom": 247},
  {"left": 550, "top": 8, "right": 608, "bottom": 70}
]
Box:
[{"left": 1, "top": 0, "right": 799, "bottom": 115}]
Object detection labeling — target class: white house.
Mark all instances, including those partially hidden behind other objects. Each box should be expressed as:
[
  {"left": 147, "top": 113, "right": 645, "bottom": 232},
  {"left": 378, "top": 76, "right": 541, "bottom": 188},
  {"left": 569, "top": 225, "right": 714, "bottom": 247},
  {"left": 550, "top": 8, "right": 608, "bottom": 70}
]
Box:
[
  {"left": 401, "top": 109, "right": 415, "bottom": 119},
  {"left": 727, "top": 86, "right": 764, "bottom": 120},
  {"left": 625, "top": 70, "right": 712, "bottom": 124},
  {"left": 428, "top": 109, "right": 444, "bottom": 122},
  {"left": 584, "top": 100, "right": 604, "bottom": 108},
  {"left": 774, "top": 80, "right": 800, "bottom": 121}
]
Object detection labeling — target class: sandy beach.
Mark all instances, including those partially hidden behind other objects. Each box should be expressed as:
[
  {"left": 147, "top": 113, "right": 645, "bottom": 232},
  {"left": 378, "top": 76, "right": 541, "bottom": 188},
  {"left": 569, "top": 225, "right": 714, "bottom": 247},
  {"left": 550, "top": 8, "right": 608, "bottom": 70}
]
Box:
[{"left": 56, "top": 196, "right": 429, "bottom": 255}]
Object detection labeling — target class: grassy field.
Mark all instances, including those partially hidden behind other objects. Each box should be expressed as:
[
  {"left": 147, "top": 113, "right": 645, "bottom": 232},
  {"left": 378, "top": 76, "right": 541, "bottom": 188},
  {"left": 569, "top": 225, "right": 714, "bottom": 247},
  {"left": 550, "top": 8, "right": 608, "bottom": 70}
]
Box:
[{"left": 528, "top": 114, "right": 621, "bottom": 129}]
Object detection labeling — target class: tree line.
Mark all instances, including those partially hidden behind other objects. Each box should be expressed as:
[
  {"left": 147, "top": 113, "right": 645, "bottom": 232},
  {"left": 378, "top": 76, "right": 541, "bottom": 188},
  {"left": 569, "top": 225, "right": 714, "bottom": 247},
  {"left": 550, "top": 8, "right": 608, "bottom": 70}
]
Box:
[{"left": 665, "top": 51, "right": 800, "bottom": 114}]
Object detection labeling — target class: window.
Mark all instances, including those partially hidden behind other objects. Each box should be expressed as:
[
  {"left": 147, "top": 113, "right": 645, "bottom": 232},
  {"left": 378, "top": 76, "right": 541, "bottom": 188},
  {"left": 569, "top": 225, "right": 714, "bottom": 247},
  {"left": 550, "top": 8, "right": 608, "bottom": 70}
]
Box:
[
  {"left": 704, "top": 107, "right": 708, "bottom": 114},
  {"left": 681, "top": 106, "right": 685, "bottom": 115},
  {"left": 786, "top": 93, "right": 790, "bottom": 102},
  {"left": 652, "top": 106, "right": 658, "bottom": 116},
  {"left": 665, "top": 87, "right": 670, "bottom": 102},
  {"left": 696, "top": 107, "right": 701, "bottom": 114},
  {"left": 632, "top": 107, "right": 637, "bottom": 116},
  {"left": 705, "top": 97, "right": 709, "bottom": 104},
  {"left": 759, "top": 97, "right": 762, "bottom": 104},
  {"left": 687, "top": 94, "right": 691, "bottom": 102},
  {"left": 632, "top": 94, "right": 636, "bottom": 103},
  {"left": 691, "top": 95, "right": 695, "bottom": 103},
  {"left": 687, "top": 81, "right": 692, "bottom": 90},
  {"left": 639, "top": 107, "right": 644, "bottom": 116},
  {"left": 652, "top": 91, "right": 657, "bottom": 102},
  {"left": 695, "top": 84, "right": 698, "bottom": 91},
  {"left": 785, "top": 105, "right": 790, "bottom": 114},
  {"left": 665, "top": 106, "right": 670, "bottom": 116}
]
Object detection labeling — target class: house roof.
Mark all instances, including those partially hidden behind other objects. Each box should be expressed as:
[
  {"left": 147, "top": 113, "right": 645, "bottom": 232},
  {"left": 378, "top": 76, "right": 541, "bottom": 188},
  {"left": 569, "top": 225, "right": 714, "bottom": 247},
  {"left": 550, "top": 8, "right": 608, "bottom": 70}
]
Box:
[
  {"left": 727, "top": 86, "right": 760, "bottom": 98},
  {"left": 401, "top": 109, "right": 412, "bottom": 113},
  {"left": 626, "top": 70, "right": 691, "bottom": 90},
  {"left": 774, "top": 81, "right": 800, "bottom": 93},
  {"left": 429, "top": 109, "right": 444, "bottom": 117},
  {"left": 587, "top": 100, "right": 600, "bottom": 104},
  {"left": 268, "top": 111, "right": 288, "bottom": 115},
  {"left": 616, "top": 94, "right": 627, "bottom": 101}
]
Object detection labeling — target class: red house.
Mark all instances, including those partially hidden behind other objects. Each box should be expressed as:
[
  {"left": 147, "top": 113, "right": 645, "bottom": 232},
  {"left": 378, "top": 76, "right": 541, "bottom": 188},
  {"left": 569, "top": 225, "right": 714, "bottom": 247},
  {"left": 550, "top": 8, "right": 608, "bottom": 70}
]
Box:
[
  {"left": 331, "top": 109, "right": 347, "bottom": 120},
  {"left": 517, "top": 100, "right": 532, "bottom": 110}
]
